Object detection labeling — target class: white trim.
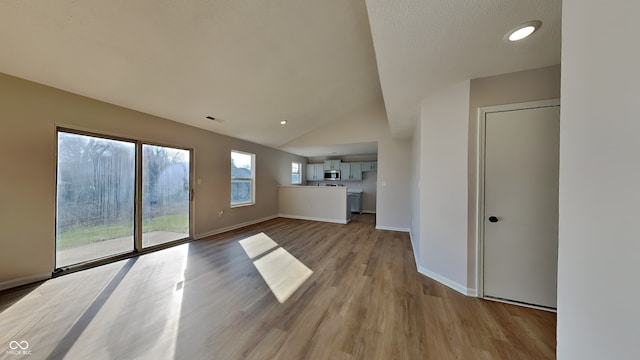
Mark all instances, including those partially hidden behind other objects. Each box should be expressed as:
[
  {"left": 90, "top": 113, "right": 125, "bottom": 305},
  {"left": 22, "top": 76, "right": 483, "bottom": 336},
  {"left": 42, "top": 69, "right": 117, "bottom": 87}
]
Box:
[
  {"left": 230, "top": 202, "right": 255, "bottom": 209},
  {"left": 0, "top": 273, "right": 50, "bottom": 292},
  {"left": 195, "top": 215, "right": 278, "bottom": 240},
  {"left": 375, "top": 225, "right": 410, "bottom": 232},
  {"left": 409, "top": 230, "right": 420, "bottom": 269},
  {"left": 278, "top": 214, "right": 348, "bottom": 225},
  {"left": 475, "top": 98, "right": 560, "bottom": 299},
  {"left": 483, "top": 296, "right": 557, "bottom": 313},
  {"left": 416, "top": 266, "right": 473, "bottom": 296},
  {"left": 231, "top": 149, "right": 256, "bottom": 206}
]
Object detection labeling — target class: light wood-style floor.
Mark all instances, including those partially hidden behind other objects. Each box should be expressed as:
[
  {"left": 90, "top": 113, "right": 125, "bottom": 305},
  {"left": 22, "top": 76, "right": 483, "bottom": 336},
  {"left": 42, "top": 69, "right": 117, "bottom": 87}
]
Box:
[{"left": 0, "top": 215, "right": 556, "bottom": 359}]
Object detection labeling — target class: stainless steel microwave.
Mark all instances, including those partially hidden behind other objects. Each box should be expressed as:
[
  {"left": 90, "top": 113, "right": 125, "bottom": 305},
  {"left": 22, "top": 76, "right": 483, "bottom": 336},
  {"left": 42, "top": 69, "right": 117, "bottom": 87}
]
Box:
[{"left": 324, "top": 170, "right": 341, "bottom": 181}]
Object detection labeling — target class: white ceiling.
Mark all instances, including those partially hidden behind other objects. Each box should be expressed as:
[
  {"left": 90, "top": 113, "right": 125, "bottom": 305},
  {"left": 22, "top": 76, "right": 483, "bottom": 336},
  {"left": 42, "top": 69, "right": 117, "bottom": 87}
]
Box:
[
  {"left": 0, "top": 0, "right": 561, "bottom": 156},
  {"left": 366, "top": 0, "right": 562, "bottom": 137},
  {"left": 282, "top": 141, "right": 378, "bottom": 158}
]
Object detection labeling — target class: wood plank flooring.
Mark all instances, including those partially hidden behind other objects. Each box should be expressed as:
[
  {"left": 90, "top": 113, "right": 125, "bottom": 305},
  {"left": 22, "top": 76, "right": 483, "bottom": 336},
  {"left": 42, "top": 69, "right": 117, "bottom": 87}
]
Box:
[{"left": 0, "top": 214, "right": 556, "bottom": 359}]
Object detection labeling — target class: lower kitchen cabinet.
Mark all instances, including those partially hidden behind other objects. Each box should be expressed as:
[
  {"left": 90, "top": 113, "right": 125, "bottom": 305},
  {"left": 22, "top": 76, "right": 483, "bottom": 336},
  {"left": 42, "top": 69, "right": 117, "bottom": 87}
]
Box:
[{"left": 348, "top": 192, "right": 362, "bottom": 214}]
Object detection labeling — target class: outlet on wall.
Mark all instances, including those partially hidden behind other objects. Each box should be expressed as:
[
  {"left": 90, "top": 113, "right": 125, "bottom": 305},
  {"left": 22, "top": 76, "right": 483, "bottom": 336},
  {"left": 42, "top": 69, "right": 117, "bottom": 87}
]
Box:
[{"left": 218, "top": 210, "right": 224, "bottom": 217}]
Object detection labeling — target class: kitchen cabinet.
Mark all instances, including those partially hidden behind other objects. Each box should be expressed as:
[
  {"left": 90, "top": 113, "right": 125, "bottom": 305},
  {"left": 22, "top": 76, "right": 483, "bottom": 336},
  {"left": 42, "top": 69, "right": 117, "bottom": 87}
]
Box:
[
  {"left": 340, "top": 162, "right": 362, "bottom": 181},
  {"left": 361, "top": 161, "right": 377, "bottom": 172},
  {"left": 348, "top": 192, "right": 362, "bottom": 213},
  {"left": 324, "top": 159, "right": 341, "bottom": 170},
  {"left": 306, "top": 163, "right": 324, "bottom": 181}
]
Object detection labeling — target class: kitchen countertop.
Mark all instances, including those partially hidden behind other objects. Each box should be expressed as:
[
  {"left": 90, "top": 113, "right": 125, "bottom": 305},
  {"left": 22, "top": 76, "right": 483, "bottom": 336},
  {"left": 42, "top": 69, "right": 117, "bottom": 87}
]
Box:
[{"left": 278, "top": 185, "right": 362, "bottom": 193}]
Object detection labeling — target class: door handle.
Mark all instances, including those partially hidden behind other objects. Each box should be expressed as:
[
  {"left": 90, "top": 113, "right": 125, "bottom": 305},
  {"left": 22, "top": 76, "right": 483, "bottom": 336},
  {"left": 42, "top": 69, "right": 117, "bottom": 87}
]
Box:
[{"left": 488, "top": 216, "right": 499, "bottom": 223}]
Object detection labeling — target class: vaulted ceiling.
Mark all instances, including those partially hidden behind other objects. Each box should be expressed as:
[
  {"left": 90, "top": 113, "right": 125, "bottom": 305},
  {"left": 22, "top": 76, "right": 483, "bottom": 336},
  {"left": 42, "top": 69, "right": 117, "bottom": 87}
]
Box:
[
  {"left": 0, "top": 0, "right": 561, "bottom": 155},
  {"left": 366, "top": 0, "right": 562, "bottom": 137}
]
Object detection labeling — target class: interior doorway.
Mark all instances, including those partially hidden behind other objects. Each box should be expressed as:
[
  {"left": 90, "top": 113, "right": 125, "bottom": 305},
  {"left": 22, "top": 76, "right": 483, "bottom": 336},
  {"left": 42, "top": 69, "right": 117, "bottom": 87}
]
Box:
[{"left": 476, "top": 99, "right": 560, "bottom": 310}]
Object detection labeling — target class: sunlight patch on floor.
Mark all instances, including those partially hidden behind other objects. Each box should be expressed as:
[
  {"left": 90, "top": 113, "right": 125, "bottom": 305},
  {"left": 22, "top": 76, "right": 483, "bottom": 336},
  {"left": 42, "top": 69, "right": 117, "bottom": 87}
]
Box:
[
  {"left": 238, "top": 232, "right": 278, "bottom": 259},
  {"left": 238, "top": 233, "right": 312, "bottom": 303},
  {"left": 253, "top": 247, "right": 313, "bottom": 303}
]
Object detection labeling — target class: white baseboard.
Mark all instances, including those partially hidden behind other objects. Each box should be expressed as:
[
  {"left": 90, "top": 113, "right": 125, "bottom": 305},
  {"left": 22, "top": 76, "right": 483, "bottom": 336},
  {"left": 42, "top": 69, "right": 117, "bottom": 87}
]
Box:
[
  {"left": 483, "top": 296, "right": 556, "bottom": 312},
  {"left": 195, "top": 215, "right": 279, "bottom": 240},
  {"left": 416, "top": 266, "right": 474, "bottom": 296},
  {"left": 409, "top": 230, "right": 420, "bottom": 268},
  {"left": 0, "top": 273, "right": 50, "bottom": 292},
  {"left": 466, "top": 288, "right": 477, "bottom": 297},
  {"left": 375, "top": 225, "right": 410, "bottom": 232},
  {"left": 278, "top": 214, "right": 348, "bottom": 225},
  {"left": 408, "top": 230, "right": 475, "bottom": 297}
]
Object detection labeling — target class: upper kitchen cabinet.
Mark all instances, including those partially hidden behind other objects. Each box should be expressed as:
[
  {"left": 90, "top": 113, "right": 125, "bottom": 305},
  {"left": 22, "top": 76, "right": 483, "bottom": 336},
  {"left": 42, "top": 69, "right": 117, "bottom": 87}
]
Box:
[
  {"left": 324, "top": 159, "right": 341, "bottom": 170},
  {"left": 306, "top": 163, "right": 324, "bottom": 181},
  {"left": 340, "top": 162, "right": 362, "bottom": 181},
  {"left": 361, "top": 161, "right": 377, "bottom": 172}
]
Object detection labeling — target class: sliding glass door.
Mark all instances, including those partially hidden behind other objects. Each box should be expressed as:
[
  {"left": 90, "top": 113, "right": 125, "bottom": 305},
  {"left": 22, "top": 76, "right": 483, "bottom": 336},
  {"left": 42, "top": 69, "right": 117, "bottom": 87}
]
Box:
[
  {"left": 56, "top": 130, "right": 191, "bottom": 268},
  {"left": 56, "top": 132, "right": 136, "bottom": 267},
  {"left": 142, "top": 144, "right": 190, "bottom": 247}
]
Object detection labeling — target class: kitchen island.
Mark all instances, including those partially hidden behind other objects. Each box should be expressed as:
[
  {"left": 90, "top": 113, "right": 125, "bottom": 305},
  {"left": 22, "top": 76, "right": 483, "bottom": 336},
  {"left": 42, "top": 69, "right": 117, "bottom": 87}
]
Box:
[{"left": 278, "top": 185, "right": 350, "bottom": 224}]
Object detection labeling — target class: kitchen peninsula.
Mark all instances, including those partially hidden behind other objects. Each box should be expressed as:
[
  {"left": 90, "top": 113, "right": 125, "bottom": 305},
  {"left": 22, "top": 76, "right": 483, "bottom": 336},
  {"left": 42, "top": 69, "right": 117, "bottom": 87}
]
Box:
[{"left": 278, "top": 185, "right": 350, "bottom": 224}]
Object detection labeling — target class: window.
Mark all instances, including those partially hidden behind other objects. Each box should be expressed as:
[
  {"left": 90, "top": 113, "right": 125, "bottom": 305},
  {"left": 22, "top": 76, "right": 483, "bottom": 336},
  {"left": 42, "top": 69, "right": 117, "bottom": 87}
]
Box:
[
  {"left": 291, "top": 162, "right": 302, "bottom": 184},
  {"left": 56, "top": 129, "right": 192, "bottom": 269},
  {"left": 56, "top": 131, "right": 135, "bottom": 267},
  {"left": 231, "top": 150, "right": 255, "bottom": 206},
  {"left": 142, "top": 144, "right": 191, "bottom": 248}
]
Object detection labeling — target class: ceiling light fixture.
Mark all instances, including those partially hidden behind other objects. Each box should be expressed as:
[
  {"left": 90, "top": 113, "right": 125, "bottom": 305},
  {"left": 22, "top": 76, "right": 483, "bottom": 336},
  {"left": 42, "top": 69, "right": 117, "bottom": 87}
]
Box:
[
  {"left": 280, "top": 120, "right": 288, "bottom": 125},
  {"left": 506, "top": 20, "right": 542, "bottom": 42}
]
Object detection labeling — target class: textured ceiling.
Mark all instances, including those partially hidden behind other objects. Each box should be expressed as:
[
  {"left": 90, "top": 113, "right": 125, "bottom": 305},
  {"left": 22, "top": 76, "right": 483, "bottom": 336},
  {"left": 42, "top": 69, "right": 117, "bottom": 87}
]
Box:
[
  {"left": 0, "top": 0, "right": 561, "bottom": 155},
  {"left": 365, "top": 0, "right": 562, "bottom": 137},
  {"left": 0, "top": 0, "right": 382, "bottom": 150}
]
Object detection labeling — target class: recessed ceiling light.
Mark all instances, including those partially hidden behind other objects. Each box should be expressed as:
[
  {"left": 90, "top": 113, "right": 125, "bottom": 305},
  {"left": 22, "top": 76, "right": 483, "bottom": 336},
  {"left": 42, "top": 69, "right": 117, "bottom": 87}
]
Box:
[
  {"left": 506, "top": 20, "right": 542, "bottom": 42},
  {"left": 280, "top": 120, "right": 288, "bottom": 125}
]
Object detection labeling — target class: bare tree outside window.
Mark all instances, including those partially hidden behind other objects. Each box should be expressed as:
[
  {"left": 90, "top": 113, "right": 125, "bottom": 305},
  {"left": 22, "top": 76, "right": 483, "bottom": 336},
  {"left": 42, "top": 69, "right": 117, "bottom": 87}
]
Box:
[
  {"left": 56, "top": 132, "right": 135, "bottom": 267},
  {"left": 56, "top": 131, "right": 192, "bottom": 267},
  {"left": 142, "top": 144, "right": 190, "bottom": 247}
]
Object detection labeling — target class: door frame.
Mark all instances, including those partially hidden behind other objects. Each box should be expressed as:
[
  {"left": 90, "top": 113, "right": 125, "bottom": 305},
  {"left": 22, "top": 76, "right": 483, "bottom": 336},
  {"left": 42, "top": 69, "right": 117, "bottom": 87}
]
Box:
[
  {"left": 475, "top": 99, "right": 560, "bottom": 308},
  {"left": 54, "top": 126, "right": 195, "bottom": 274}
]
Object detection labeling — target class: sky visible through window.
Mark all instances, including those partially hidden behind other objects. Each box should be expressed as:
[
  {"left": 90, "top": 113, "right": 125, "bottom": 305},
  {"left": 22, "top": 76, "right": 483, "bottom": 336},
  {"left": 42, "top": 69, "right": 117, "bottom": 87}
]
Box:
[{"left": 232, "top": 151, "right": 252, "bottom": 169}]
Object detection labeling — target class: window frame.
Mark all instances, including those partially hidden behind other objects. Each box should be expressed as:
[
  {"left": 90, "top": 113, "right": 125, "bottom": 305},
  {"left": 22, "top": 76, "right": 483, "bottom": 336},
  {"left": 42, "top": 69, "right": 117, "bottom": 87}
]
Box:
[
  {"left": 55, "top": 127, "right": 194, "bottom": 272},
  {"left": 291, "top": 161, "right": 302, "bottom": 185},
  {"left": 230, "top": 150, "right": 256, "bottom": 207}
]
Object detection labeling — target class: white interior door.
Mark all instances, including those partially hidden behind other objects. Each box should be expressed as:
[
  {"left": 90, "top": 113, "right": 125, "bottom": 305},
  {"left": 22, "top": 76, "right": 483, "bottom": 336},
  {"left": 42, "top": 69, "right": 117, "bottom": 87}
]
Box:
[{"left": 483, "top": 105, "right": 560, "bottom": 309}]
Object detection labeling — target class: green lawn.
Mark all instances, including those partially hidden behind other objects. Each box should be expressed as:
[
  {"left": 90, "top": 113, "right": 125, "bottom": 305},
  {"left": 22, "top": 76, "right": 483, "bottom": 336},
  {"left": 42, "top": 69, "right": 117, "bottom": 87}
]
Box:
[{"left": 57, "top": 213, "right": 189, "bottom": 249}]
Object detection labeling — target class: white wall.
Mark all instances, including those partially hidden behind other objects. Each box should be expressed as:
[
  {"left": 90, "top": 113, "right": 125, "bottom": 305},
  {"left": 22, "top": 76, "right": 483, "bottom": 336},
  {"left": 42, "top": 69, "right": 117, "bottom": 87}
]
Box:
[
  {"left": 558, "top": 1, "right": 640, "bottom": 359},
  {"left": 408, "top": 67, "right": 560, "bottom": 296},
  {"left": 413, "top": 80, "right": 470, "bottom": 293},
  {"left": 410, "top": 121, "right": 421, "bottom": 261},
  {"left": 467, "top": 65, "right": 561, "bottom": 290},
  {"left": 278, "top": 186, "right": 348, "bottom": 224},
  {"left": 280, "top": 98, "right": 412, "bottom": 231}
]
